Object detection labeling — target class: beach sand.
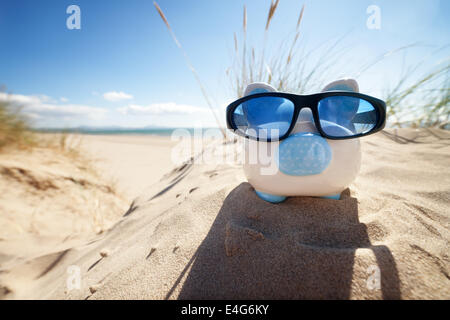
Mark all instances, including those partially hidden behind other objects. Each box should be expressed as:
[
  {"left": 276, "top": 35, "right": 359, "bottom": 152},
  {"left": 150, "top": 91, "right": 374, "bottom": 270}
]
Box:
[
  {"left": 81, "top": 134, "right": 180, "bottom": 200},
  {"left": 0, "top": 128, "right": 449, "bottom": 299}
]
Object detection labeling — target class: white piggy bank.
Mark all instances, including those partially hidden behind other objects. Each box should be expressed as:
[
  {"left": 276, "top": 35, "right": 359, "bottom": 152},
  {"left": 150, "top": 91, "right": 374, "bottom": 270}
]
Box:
[{"left": 242, "top": 79, "right": 362, "bottom": 203}]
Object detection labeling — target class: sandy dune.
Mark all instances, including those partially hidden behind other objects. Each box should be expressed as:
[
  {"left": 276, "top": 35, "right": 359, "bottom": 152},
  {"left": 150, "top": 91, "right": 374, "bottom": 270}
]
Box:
[
  {"left": 0, "top": 145, "right": 127, "bottom": 270},
  {"left": 0, "top": 129, "right": 449, "bottom": 299}
]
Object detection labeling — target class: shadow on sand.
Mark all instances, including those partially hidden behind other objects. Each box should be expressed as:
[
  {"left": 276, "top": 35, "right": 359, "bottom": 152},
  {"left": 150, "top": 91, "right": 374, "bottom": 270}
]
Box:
[{"left": 168, "top": 182, "right": 400, "bottom": 299}]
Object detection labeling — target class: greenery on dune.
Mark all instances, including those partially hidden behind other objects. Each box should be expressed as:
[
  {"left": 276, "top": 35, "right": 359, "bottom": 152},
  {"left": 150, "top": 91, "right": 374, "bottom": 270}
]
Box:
[
  {"left": 0, "top": 98, "right": 35, "bottom": 150},
  {"left": 0, "top": 96, "right": 84, "bottom": 155},
  {"left": 226, "top": 2, "right": 449, "bottom": 129},
  {"left": 384, "top": 61, "right": 449, "bottom": 128}
]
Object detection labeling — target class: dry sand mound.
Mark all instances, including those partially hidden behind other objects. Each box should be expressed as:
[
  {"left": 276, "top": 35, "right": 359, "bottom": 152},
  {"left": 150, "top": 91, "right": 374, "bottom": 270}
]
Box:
[
  {"left": 0, "top": 146, "right": 128, "bottom": 280},
  {"left": 1, "top": 129, "right": 449, "bottom": 299}
]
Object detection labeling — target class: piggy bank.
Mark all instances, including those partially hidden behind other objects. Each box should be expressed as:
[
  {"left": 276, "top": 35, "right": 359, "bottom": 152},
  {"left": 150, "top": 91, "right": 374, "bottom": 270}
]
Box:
[{"left": 240, "top": 79, "right": 362, "bottom": 203}]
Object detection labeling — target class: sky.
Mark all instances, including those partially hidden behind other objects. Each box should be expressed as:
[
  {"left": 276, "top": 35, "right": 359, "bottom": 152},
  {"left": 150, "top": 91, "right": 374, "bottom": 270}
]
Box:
[{"left": 0, "top": 0, "right": 449, "bottom": 128}]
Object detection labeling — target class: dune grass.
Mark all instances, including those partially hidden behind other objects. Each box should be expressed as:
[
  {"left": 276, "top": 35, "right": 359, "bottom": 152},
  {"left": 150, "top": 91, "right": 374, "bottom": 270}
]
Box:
[
  {"left": 0, "top": 94, "right": 86, "bottom": 156},
  {"left": 0, "top": 95, "right": 121, "bottom": 206},
  {"left": 227, "top": 2, "right": 449, "bottom": 129},
  {"left": 153, "top": 1, "right": 226, "bottom": 137},
  {"left": 384, "top": 60, "right": 449, "bottom": 128},
  {"left": 227, "top": 2, "right": 350, "bottom": 97},
  {"left": 0, "top": 98, "right": 35, "bottom": 151}
]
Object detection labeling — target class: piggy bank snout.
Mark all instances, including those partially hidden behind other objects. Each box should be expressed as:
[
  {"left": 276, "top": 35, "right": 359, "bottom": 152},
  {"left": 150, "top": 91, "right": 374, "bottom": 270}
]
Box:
[
  {"left": 276, "top": 132, "right": 332, "bottom": 176},
  {"left": 275, "top": 108, "right": 332, "bottom": 177}
]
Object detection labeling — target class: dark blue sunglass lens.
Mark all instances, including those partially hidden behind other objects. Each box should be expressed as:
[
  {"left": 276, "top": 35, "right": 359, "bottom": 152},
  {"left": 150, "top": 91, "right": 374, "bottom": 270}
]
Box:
[
  {"left": 232, "top": 96, "right": 295, "bottom": 140},
  {"left": 318, "top": 96, "right": 377, "bottom": 137}
]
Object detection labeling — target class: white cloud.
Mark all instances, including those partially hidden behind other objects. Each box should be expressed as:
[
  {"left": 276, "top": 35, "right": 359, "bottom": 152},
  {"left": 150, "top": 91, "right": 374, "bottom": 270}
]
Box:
[
  {"left": 38, "top": 94, "right": 53, "bottom": 103},
  {"left": 0, "top": 93, "right": 41, "bottom": 105},
  {"left": 103, "top": 91, "right": 133, "bottom": 102},
  {"left": 0, "top": 93, "right": 108, "bottom": 122},
  {"left": 60, "top": 97, "right": 69, "bottom": 102},
  {"left": 117, "top": 102, "right": 209, "bottom": 115}
]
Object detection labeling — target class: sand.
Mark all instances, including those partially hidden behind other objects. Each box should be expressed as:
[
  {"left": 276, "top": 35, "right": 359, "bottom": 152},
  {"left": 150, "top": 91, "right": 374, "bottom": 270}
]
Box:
[
  {"left": 0, "top": 134, "right": 177, "bottom": 292},
  {"left": 0, "top": 128, "right": 449, "bottom": 299},
  {"left": 80, "top": 134, "right": 179, "bottom": 200}
]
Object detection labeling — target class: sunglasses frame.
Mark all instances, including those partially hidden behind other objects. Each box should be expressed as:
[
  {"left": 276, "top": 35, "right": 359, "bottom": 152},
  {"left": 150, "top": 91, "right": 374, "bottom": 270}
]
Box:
[{"left": 226, "top": 91, "right": 386, "bottom": 142}]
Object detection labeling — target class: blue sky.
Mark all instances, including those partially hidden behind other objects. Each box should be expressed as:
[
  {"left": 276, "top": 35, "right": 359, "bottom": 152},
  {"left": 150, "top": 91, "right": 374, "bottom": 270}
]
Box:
[{"left": 0, "top": 0, "right": 449, "bottom": 128}]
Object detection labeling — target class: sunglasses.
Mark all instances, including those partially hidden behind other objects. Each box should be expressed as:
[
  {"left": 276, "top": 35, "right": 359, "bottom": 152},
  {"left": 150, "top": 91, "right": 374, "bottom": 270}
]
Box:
[{"left": 226, "top": 91, "right": 386, "bottom": 142}]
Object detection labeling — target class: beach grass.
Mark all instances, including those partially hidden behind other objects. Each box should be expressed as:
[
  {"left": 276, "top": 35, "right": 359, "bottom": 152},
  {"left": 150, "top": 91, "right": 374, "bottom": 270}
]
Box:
[
  {"left": 153, "top": 1, "right": 226, "bottom": 137},
  {"left": 227, "top": 2, "right": 449, "bottom": 129},
  {"left": 227, "top": 2, "right": 349, "bottom": 97},
  {"left": 384, "top": 60, "right": 449, "bottom": 128},
  {"left": 0, "top": 98, "right": 35, "bottom": 151},
  {"left": 0, "top": 92, "right": 87, "bottom": 156}
]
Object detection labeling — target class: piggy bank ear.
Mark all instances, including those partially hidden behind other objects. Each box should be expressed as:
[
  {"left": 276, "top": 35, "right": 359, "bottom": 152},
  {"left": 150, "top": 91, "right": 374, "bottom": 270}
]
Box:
[
  {"left": 244, "top": 82, "right": 277, "bottom": 96},
  {"left": 322, "top": 78, "right": 359, "bottom": 93}
]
